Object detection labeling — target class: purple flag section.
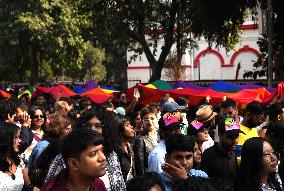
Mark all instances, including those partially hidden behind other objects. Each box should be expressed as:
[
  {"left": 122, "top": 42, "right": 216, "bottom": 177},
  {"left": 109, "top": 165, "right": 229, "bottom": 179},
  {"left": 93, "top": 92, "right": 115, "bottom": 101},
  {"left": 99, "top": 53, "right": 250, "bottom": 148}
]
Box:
[
  {"left": 83, "top": 80, "right": 97, "bottom": 92},
  {"left": 172, "top": 81, "right": 207, "bottom": 90}
]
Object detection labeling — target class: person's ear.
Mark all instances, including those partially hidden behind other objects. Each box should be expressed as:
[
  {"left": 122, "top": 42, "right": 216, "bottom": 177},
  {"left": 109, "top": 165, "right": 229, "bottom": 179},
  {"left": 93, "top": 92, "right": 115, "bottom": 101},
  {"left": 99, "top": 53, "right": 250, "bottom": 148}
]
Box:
[
  {"left": 277, "top": 114, "right": 281, "bottom": 121},
  {"left": 68, "top": 158, "right": 80, "bottom": 171}
]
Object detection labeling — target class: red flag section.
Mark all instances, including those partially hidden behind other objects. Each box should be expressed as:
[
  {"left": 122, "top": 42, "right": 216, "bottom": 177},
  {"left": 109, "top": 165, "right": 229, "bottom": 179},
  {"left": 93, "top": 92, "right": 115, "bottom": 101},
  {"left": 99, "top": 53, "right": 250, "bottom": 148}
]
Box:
[
  {"left": 0, "top": 90, "right": 11, "bottom": 98},
  {"left": 51, "top": 85, "right": 77, "bottom": 99},
  {"left": 34, "top": 85, "right": 76, "bottom": 99},
  {"left": 31, "top": 82, "right": 284, "bottom": 106}
]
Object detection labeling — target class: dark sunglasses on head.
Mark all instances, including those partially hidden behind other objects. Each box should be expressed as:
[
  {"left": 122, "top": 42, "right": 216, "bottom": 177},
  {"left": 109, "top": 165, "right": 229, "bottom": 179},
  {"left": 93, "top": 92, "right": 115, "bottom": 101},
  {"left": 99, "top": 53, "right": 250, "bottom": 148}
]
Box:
[{"left": 33, "top": 114, "right": 44, "bottom": 119}]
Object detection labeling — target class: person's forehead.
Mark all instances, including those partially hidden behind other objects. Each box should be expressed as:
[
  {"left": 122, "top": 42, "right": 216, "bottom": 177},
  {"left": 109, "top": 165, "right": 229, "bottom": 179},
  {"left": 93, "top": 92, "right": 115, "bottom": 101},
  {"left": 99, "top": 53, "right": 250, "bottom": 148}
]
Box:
[
  {"left": 84, "top": 144, "right": 104, "bottom": 154},
  {"left": 171, "top": 150, "right": 193, "bottom": 156},
  {"left": 223, "top": 106, "right": 236, "bottom": 111},
  {"left": 144, "top": 113, "right": 156, "bottom": 118},
  {"left": 35, "top": 109, "right": 43, "bottom": 114},
  {"left": 88, "top": 116, "right": 100, "bottom": 123},
  {"left": 263, "top": 141, "right": 272, "bottom": 152}
]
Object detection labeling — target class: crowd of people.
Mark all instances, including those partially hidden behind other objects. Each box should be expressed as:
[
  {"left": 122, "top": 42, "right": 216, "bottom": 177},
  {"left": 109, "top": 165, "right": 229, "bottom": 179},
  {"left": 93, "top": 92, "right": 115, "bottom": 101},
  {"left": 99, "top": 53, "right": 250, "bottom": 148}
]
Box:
[{"left": 0, "top": 87, "right": 284, "bottom": 191}]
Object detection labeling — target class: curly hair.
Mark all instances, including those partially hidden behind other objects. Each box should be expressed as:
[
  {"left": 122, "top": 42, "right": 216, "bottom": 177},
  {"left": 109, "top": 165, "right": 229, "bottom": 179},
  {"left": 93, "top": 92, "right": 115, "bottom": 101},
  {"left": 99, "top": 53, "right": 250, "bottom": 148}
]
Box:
[{"left": 0, "top": 99, "right": 20, "bottom": 121}]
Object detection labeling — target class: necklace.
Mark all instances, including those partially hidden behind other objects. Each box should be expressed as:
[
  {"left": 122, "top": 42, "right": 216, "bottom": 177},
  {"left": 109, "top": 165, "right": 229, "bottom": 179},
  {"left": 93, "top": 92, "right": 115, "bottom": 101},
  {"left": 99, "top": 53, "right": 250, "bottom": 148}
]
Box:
[{"left": 11, "top": 173, "right": 15, "bottom": 180}]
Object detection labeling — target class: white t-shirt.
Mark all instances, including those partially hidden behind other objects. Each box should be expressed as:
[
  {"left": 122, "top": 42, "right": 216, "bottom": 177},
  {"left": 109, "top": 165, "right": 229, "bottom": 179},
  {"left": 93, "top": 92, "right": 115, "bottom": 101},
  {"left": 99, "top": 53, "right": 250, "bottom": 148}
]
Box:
[{"left": 0, "top": 161, "right": 24, "bottom": 191}]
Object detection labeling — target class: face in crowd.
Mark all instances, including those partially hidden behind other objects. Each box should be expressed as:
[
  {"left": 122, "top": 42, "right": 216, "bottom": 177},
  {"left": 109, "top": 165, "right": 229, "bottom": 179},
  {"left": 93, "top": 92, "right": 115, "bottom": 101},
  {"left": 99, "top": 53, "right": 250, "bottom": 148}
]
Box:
[
  {"left": 196, "top": 127, "right": 209, "bottom": 143},
  {"left": 221, "top": 106, "right": 238, "bottom": 120},
  {"left": 32, "top": 108, "right": 45, "bottom": 128},
  {"left": 120, "top": 93, "right": 127, "bottom": 104},
  {"left": 123, "top": 120, "right": 135, "bottom": 139},
  {"left": 261, "top": 141, "right": 278, "bottom": 175},
  {"left": 166, "top": 149, "right": 193, "bottom": 172},
  {"left": 13, "top": 128, "right": 21, "bottom": 153},
  {"left": 142, "top": 113, "right": 158, "bottom": 132},
  {"left": 70, "top": 144, "right": 106, "bottom": 178},
  {"left": 87, "top": 116, "right": 103, "bottom": 134},
  {"left": 193, "top": 142, "right": 202, "bottom": 167},
  {"left": 220, "top": 133, "right": 239, "bottom": 152}
]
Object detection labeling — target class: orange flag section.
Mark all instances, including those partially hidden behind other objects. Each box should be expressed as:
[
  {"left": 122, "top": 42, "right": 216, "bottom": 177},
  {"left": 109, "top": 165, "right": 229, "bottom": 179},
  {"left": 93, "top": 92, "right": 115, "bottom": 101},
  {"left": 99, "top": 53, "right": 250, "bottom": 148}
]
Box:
[
  {"left": 0, "top": 90, "right": 11, "bottom": 98},
  {"left": 81, "top": 88, "right": 112, "bottom": 104}
]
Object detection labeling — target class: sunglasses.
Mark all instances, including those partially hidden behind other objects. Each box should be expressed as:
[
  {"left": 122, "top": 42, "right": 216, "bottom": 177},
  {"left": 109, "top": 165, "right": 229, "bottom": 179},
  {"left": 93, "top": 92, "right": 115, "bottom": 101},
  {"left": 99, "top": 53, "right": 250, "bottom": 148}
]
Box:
[{"left": 33, "top": 114, "right": 44, "bottom": 119}]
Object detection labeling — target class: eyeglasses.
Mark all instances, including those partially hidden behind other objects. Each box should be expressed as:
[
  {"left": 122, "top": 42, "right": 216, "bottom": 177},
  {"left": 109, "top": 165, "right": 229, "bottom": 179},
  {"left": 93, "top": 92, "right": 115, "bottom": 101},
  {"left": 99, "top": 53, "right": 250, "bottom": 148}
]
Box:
[{"left": 33, "top": 115, "right": 44, "bottom": 119}]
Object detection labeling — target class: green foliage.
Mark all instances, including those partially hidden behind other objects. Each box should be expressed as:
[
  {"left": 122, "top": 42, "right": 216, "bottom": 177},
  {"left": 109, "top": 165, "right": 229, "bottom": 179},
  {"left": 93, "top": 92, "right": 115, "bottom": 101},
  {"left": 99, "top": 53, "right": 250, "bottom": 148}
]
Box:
[
  {"left": 244, "top": 0, "right": 284, "bottom": 80},
  {"left": 0, "top": 0, "right": 105, "bottom": 82},
  {"left": 87, "top": 0, "right": 260, "bottom": 83}
]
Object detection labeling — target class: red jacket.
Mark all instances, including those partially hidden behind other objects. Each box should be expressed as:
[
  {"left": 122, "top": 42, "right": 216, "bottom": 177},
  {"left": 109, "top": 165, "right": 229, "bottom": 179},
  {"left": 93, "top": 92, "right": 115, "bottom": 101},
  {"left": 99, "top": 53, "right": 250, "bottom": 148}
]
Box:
[{"left": 40, "top": 169, "right": 106, "bottom": 191}]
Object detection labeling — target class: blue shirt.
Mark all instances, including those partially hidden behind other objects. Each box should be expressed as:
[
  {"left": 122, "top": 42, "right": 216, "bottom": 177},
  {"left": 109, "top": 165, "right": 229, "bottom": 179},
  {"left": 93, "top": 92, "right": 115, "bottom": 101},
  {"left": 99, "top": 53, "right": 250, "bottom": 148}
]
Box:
[
  {"left": 160, "top": 169, "right": 208, "bottom": 191},
  {"left": 148, "top": 140, "right": 166, "bottom": 174},
  {"left": 28, "top": 139, "right": 49, "bottom": 172}
]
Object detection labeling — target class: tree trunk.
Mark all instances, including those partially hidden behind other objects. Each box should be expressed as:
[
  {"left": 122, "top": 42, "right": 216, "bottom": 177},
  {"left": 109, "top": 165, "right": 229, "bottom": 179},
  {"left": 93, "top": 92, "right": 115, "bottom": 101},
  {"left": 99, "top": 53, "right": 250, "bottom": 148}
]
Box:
[{"left": 31, "top": 48, "right": 40, "bottom": 85}]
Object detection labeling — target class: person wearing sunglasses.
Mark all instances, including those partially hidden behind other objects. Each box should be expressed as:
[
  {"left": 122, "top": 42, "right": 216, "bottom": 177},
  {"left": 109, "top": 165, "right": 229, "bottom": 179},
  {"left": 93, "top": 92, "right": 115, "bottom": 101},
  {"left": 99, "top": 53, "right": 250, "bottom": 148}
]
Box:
[{"left": 23, "top": 107, "right": 46, "bottom": 162}]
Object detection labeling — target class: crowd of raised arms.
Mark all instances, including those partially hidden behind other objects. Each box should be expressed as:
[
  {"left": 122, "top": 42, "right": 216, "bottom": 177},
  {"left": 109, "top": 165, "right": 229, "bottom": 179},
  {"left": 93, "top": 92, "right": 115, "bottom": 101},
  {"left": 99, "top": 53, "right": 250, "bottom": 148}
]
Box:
[{"left": 1, "top": 86, "right": 284, "bottom": 191}]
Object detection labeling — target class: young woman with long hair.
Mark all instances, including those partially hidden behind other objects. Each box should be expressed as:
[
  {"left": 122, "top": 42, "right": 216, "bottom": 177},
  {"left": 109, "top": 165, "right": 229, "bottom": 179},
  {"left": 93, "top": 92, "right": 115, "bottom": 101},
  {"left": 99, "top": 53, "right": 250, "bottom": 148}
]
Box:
[{"left": 235, "top": 137, "right": 282, "bottom": 191}]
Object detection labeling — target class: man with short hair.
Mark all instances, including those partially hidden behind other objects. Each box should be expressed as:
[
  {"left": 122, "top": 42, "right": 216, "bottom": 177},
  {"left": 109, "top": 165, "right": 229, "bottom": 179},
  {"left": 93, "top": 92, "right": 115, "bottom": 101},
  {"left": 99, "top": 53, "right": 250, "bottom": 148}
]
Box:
[
  {"left": 41, "top": 128, "right": 106, "bottom": 191},
  {"left": 160, "top": 134, "right": 208, "bottom": 191},
  {"left": 236, "top": 101, "right": 265, "bottom": 157},
  {"left": 220, "top": 98, "right": 242, "bottom": 122},
  {"left": 215, "top": 98, "right": 243, "bottom": 143},
  {"left": 201, "top": 118, "right": 242, "bottom": 181}
]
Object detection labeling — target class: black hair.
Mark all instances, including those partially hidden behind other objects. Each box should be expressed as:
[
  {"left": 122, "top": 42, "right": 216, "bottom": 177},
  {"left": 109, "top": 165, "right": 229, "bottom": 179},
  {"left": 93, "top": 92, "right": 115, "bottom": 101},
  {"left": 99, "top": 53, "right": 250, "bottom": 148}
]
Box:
[
  {"left": 235, "top": 137, "right": 282, "bottom": 191},
  {"left": 131, "top": 111, "right": 140, "bottom": 126},
  {"left": 0, "top": 122, "right": 20, "bottom": 172},
  {"left": 217, "top": 117, "right": 227, "bottom": 136},
  {"left": 60, "top": 128, "right": 104, "bottom": 166},
  {"left": 158, "top": 116, "right": 182, "bottom": 140},
  {"left": 126, "top": 172, "right": 165, "bottom": 191},
  {"left": 28, "top": 106, "right": 47, "bottom": 131},
  {"left": 78, "top": 108, "right": 102, "bottom": 128},
  {"left": 165, "top": 134, "right": 194, "bottom": 155},
  {"left": 268, "top": 103, "right": 284, "bottom": 121},
  {"left": 245, "top": 101, "right": 265, "bottom": 115},
  {"left": 0, "top": 98, "right": 20, "bottom": 121},
  {"left": 187, "top": 122, "right": 211, "bottom": 137},
  {"left": 221, "top": 98, "right": 237, "bottom": 109},
  {"left": 79, "top": 97, "right": 92, "bottom": 111},
  {"left": 175, "top": 97, "right": 188, "bottom": 106},
  {"left": 173, "top": 177, "right": 234, "bottom": 191},
  {"left": 100, "top": 111, "right": 119, "bottom": 154}
]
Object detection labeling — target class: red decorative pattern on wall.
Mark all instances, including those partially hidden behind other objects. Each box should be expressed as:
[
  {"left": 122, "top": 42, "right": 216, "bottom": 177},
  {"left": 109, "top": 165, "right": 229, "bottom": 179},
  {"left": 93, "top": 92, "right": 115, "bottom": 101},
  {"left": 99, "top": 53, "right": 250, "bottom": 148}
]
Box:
[
  {"left": 229, "top": 45, "right": 261, "bottom": 66},
  {"left": 193, "top": 45, "right": 261, "bottom": 68},
  {"left": 193, "top": 49, "right": 225, "bottom": 68}
]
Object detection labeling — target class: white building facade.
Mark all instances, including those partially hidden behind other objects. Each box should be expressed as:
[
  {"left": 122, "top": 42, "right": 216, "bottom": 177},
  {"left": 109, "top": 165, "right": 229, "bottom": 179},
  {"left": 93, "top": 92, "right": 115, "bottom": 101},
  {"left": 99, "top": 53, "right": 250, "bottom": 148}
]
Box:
[{"left": 127, "top": 15, "right": 265, "bottom": 88}]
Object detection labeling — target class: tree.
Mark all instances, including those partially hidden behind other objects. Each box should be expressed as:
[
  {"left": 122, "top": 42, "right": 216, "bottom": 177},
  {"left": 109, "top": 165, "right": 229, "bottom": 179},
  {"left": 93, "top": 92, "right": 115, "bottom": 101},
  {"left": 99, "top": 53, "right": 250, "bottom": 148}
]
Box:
[
  {"left": 0, "top": 0, "right": 105, "bottom": 83},
  {"left": 243, "top": 0, "right": 284, "bottom": 80},
  {"left": 87, "top": 0, "right": 258, "bottom": 83}
]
